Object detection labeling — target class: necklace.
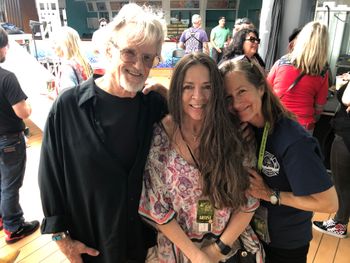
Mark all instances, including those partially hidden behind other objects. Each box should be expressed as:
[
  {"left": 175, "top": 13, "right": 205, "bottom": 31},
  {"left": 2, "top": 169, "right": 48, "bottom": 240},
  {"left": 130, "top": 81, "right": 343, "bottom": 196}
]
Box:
[
  {"left": 180, "top": 127, "right": 200, "bottom": 143},
  {"left": 190, "top": 133, "right": 200, "bottom": 142},
  {"left": 179, "top": 128, "right": 200, "bottom": 168}
]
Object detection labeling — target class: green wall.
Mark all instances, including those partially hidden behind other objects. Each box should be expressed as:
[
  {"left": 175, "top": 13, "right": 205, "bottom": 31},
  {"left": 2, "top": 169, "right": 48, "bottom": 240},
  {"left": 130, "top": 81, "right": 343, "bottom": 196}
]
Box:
[
  {"left": 66, "top": 0, "right": 95, "bottom": 37},
  {"left": 237, "top": 0, "right": 262, "bottom": 28},
  {"left": 205, "top": 0, "right": 262, "bottom": 34},
  {"left": 65, "top": 0, "right": 263, "bottom": 38}
]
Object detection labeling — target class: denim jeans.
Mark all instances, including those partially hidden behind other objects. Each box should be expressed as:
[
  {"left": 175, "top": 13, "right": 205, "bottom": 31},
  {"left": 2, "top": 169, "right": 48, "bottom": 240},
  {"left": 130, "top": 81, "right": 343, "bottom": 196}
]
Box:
[{"left": 0, "top": 132, "right": 26, "bottom": 232}]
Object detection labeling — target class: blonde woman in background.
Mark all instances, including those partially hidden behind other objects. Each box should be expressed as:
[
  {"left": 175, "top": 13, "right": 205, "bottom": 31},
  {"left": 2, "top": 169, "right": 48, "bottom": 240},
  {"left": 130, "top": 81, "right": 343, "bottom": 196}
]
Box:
[
  {"left": 267, "top": 21, "right": 329, "bottom": 133},
  {"left": 51, "top": 26, "right": 93, "bottom": 96}
]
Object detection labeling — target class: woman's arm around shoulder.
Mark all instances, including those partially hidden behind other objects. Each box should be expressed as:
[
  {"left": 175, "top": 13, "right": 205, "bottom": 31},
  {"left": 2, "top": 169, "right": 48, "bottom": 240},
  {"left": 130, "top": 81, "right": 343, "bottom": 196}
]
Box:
[
  {"left": 280, "top": 186, "right": 338, "bottom": 213},
  {"left": 248, "top": 168, "right": 338, "bottom": 213}
]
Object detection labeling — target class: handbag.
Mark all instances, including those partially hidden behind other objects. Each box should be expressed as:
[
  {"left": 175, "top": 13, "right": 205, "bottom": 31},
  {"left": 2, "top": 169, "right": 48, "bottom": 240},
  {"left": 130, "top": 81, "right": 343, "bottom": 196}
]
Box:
[{"left": 230, "top": 237, "right": 256, "bottom": 263}]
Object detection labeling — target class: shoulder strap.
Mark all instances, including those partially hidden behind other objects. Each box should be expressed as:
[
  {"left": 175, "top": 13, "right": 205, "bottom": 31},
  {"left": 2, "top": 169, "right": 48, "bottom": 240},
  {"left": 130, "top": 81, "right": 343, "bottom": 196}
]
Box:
[
  {"left": 279, "top": 73, "right": 304, "bottom": 99},
  {"left": 184, "top": 28, "right": 202, "bottom": 44},
  {"left": 70, "top": 64, "right": 80, "bottom": 85}
]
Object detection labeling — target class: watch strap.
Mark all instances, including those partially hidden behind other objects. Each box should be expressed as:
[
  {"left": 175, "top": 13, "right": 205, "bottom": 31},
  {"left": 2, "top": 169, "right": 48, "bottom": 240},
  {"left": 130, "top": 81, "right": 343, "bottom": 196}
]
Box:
[
  {"left": 270, "top": 189, "right": 280, "bottom": 205},
  {"left": 215, "top": 238, "right": 231, "bottom": 255}
]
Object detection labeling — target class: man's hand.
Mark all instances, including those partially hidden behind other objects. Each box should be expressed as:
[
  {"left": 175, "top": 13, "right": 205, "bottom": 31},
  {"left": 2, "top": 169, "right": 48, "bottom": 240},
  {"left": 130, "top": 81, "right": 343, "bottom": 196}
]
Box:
[
  {"left": 216, "top": 47, "right": 222, "bottom": 53},
  {"left": 56, "top": 237, "right": 99, "bottom": 263}
]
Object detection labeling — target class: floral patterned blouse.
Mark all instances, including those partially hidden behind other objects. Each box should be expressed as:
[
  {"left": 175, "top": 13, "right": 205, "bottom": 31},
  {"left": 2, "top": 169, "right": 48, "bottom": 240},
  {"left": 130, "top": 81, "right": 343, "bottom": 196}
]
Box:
[{"left": 139, "top": 123, "right": 259, "bottom": 262}]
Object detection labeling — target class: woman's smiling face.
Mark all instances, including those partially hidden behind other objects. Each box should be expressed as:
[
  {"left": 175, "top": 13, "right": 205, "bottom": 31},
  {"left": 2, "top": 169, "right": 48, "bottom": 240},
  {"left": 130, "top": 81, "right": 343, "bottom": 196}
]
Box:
[
  {"left": 182, "top": 64, "right": 211, "bottom": 123},
  {"left": 224, "top": 71, "right": 265, "bottom": 127}
]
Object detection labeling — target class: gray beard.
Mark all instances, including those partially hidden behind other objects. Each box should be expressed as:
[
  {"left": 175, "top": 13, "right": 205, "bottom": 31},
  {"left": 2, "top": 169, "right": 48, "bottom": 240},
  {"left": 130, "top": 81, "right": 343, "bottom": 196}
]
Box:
[{"left": 120, "top": 77, "right": 144, "bottom": 93}]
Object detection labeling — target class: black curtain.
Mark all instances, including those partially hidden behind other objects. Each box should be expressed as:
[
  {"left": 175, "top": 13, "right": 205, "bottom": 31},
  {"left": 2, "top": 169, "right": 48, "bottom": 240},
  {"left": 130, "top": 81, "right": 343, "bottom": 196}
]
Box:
[{"left": 265, "top": 0, "right": 284, "bottom": 70}]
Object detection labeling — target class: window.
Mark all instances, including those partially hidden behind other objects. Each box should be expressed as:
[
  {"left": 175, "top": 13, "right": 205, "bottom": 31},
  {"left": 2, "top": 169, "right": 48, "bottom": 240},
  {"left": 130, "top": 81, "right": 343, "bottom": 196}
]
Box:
[
  {"left": 207, "top": 0, "right": 238, "bottom": 9},
  {"left": 171, "top": 1, "right": 199, "bottom": 9},
  {"left": 96, "top": 2, "right": 107, "bottom": 11},
  {"left": 87, "top": 2, "right": 95, "bottom": 12}
]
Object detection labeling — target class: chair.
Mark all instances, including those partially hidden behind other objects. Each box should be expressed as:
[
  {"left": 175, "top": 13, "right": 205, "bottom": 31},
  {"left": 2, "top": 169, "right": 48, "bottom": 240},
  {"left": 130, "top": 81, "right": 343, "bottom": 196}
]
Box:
[{"left": 171, "top": 49, "right": 185, "bottom": 66}]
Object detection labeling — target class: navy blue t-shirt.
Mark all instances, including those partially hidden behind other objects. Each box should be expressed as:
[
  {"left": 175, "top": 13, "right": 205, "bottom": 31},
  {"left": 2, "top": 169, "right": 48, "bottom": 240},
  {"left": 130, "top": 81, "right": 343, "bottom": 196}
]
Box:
[{"left": 255, "top": 117, "right": 333, "bottom": 249}]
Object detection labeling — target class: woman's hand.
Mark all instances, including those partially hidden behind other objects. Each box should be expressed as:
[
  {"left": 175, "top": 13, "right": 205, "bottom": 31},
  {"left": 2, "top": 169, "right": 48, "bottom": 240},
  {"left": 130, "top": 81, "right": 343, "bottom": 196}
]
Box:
[
  {"left": 240, "top": 122, "right": 254, "bottom": 142},
  {"left": 200, "top": 243, "right": 224, "bottom": 263},
  {"left": 247, "top": 168, "right": 271, "bottom": 202},
  {"left": 56, "top": 237, "right": 99, "bottom": 263}
]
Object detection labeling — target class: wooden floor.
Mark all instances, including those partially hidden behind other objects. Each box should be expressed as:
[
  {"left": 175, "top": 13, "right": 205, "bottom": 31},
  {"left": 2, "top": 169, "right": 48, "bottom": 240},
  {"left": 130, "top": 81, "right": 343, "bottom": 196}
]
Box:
[{"left": 0, "top": 119, "right": 348, "bottom": 263}]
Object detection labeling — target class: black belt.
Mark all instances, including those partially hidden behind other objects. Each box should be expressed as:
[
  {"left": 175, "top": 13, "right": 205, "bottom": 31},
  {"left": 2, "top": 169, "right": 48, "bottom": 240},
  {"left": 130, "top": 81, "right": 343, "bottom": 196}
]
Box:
[{"left": 0, "top": 132, "right": 24, "bottom": 139}]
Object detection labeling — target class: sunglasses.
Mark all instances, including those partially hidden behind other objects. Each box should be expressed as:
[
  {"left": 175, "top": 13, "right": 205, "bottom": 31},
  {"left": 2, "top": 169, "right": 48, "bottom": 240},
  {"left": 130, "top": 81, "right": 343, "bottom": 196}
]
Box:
[
  {"left": 245, "top": 37, "right": 260, "bottom": 44},
  {"left": 111, "top": 42, "right": 160, "bottom": 68}
]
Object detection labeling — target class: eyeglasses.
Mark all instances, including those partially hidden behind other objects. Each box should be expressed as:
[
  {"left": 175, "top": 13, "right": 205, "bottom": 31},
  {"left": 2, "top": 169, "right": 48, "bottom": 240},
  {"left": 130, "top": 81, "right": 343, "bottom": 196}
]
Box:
[
  {"left": 111, "top": 42, "right": 160, "bottom": 68},
  {"left": 245, "top": 37, "right": 260, "bottom": 44}
]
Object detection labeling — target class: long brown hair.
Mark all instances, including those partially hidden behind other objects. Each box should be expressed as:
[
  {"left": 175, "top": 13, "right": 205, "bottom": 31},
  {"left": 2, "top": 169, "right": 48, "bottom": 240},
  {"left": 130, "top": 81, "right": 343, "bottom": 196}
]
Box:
[
  {"left": 219, "top": 59, "right": 294, "bottom": 132},
  {"left": 168, "top": 53, "right": 249, "bottom": 209}
]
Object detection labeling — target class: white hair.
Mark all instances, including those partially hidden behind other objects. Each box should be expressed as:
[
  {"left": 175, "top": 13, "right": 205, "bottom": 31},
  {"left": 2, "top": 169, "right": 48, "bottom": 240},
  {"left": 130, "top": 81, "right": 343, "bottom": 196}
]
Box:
[
  {"left": 105, "top": 3, "right": 166, "bottom": 55},
  {"left": 192, "top": 14, "right": 201, "bottom": 24}
]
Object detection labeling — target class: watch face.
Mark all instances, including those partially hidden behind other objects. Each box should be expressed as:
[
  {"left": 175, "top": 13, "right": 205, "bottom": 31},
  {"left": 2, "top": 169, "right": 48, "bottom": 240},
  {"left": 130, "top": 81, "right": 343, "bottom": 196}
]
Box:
[{"left": 270, "top": 194, "right": 278, "bottom": 205}]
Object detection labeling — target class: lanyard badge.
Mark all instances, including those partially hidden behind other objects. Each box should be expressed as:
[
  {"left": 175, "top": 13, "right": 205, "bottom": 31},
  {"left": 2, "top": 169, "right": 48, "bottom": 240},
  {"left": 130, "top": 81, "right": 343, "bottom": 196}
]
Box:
[
  {"left": 258, "top": 121, "right": 270, "bottom": 173},
  {"left": 252, "top": 122, "right": 272, "bottom": 243},
  {"left": 197, "top": 200, "right": 214, "bottom": 232}
]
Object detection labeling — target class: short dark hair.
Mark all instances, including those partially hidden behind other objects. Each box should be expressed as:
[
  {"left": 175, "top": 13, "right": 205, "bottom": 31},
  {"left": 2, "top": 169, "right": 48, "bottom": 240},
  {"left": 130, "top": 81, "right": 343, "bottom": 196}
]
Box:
[
  {"left": 288, "top": 27, "right": 301, "bottom": 43},
  {"left": 0, "top": 27, "right": 8, "bottom": 48},
  {"left": 218, "top": 16, "right": 225, "bottom": 21}
]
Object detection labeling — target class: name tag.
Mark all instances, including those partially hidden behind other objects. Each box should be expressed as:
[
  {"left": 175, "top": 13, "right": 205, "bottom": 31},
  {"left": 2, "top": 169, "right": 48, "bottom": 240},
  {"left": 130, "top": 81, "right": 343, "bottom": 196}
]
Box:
[{"left": 196, "top": 200, "right": 214, "bottom": 232}]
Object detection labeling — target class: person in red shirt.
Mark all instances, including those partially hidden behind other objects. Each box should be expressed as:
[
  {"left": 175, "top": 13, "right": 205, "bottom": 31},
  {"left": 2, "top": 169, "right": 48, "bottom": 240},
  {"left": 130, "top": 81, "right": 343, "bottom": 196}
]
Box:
[{"left": 267, "top": 21, "right": 329, "bottom": 133}]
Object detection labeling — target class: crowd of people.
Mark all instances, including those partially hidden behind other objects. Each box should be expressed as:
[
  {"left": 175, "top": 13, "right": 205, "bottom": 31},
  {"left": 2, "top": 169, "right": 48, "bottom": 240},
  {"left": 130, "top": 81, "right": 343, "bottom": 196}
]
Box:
[{"left": 0, "top": 2, "right": 348, "bottom": 263}]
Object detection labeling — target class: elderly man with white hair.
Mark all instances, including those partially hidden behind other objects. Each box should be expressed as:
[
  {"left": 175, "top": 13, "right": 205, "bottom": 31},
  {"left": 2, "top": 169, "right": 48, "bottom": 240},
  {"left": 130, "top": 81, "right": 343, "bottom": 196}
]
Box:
[{"left": 39, "top": 3, "right": 167, "bottom": 263}]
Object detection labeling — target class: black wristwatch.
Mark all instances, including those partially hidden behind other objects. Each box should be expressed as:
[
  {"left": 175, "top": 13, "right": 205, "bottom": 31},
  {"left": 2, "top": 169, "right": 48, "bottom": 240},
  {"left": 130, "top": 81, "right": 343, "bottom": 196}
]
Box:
[{"left": 215, "top": 238, "right": 231, "bottom": 255}]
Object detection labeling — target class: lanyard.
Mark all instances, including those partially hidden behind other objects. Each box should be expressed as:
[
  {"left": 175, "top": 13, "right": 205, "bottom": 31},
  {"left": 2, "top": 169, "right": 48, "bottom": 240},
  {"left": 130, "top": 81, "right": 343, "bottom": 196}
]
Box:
[{"left": 257, "top": 122, "right": 270, "bottom": 172}]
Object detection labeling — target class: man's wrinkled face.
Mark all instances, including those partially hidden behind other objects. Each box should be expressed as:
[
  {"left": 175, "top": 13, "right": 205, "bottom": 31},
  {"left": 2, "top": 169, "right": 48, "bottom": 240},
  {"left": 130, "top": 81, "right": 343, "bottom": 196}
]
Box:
[{"left": 108, "top": 24, "right": 159, "bottom": 93}]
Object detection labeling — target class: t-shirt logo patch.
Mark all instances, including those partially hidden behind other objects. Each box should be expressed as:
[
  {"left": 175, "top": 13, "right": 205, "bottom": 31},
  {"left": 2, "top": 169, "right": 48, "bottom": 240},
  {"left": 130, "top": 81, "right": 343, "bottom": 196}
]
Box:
[{"left": 262, "top": 151, "right": 279, "bottom": 177}]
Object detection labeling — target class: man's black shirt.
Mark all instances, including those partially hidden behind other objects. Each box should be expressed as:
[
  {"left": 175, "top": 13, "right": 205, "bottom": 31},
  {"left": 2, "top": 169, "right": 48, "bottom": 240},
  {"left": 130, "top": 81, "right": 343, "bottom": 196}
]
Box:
[{"left": 39, "top": 76, "right": 167, "bottom": 262}]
